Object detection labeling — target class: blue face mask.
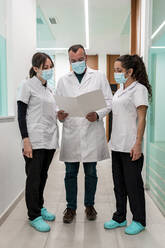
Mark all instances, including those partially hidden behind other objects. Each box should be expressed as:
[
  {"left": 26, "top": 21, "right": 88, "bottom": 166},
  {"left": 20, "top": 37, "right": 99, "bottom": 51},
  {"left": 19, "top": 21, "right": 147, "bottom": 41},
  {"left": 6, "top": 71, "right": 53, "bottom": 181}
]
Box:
[
  {"left": 114, "top": 73, "right": 128, "bottom": 84},
  {"left": 41, "top": 68, "right": 53, "bottom": 81},
  {"left": 71, "top": 60, "right": 86, "bottom": 74}
]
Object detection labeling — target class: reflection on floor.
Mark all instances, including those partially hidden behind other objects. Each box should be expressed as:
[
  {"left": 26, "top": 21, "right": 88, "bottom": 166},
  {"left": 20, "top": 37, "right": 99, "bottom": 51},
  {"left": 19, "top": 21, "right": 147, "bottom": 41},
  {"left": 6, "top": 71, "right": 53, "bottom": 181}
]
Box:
[{"left": 0, "top": 150, "right": 165, "bottom": 248}]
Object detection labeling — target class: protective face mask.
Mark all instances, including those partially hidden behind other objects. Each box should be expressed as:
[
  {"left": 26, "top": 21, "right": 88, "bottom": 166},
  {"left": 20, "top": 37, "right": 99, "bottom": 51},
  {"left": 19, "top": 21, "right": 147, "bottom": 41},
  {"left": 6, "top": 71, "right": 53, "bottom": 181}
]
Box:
[
  {"left": 114, "top": 72, "right": 128, "bottom": 84},
  {"left": 41, "top": 68, "right": 53, "bottom": 81},
  {"left": 71, "top": 60, "right": 86, "bottom": 74}
]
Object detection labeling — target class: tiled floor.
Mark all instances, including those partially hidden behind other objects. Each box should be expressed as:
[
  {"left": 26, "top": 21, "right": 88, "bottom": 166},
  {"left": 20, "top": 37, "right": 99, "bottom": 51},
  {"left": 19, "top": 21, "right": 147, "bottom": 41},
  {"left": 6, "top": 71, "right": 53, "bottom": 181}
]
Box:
[{"left": 1, "top": 150, "right": 165, "bottom": 248}]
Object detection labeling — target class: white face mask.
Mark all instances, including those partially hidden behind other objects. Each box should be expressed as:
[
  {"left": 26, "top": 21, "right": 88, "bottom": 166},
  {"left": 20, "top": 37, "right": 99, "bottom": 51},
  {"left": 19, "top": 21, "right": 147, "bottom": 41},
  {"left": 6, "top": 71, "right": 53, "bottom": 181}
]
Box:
[
  {"left": 71, "top": 61, "right": 86, "bottom": 74},
  {"left": 41, "top": 68, "right": 54, "bottom": 81},
  {"left": 114, "top": 73, "right": 128, "bottom": 84}
]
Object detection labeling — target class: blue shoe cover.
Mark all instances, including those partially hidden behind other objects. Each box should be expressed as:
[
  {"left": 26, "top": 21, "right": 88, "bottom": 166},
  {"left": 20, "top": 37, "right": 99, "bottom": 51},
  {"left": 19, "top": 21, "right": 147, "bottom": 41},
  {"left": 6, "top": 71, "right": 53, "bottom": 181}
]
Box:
[
  {"left": 125, "top": 221, "right": 145, "bottom": 235},
  {"left": 30, "top": 216, "right": 50, "bottom": 232},
  {"left": 41, "top": 208, "right": 56, "bottom": 221},
  {"left": 104, "top": 219, "right": 127, "bottom": 229}
]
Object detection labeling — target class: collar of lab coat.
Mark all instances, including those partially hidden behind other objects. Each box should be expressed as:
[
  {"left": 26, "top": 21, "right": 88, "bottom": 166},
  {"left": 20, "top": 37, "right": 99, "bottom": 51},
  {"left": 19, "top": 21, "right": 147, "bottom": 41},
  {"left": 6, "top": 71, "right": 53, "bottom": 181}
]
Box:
[
  {"left": 34, "top": 76, "right": 47, "bottom": 87},
  {"left": 117, "top": 81, "right": 137, "bottom": 97},
  {"left": 68, "top": 67, "right": 95, "bottom": 77},
  {"left": 68, "top": 67, "right": 95, "bottom": 86}
]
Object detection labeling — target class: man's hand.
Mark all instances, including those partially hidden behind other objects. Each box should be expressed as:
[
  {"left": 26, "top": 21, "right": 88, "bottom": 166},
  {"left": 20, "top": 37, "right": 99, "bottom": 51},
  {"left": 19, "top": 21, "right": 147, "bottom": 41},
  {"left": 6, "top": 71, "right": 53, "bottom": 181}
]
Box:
[
  {"left": 57, "top": 110, "right": 68, "bottom": 122},
  {"left": 86, "top": 112, "right": 98, "bottom": 122},
  {"left": 23, "top": 138, "right": 33, "bottom": 158}
]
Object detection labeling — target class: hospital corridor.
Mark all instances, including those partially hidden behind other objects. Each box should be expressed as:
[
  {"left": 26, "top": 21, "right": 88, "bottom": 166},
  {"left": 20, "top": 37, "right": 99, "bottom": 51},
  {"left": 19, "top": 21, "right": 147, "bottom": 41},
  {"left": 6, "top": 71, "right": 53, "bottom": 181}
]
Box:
[
  {"left": 1, "top": 152, "right": 165, "bottom": 248},
  {"left": 1, "top": 0, "right": 165, "bottom": 247}
]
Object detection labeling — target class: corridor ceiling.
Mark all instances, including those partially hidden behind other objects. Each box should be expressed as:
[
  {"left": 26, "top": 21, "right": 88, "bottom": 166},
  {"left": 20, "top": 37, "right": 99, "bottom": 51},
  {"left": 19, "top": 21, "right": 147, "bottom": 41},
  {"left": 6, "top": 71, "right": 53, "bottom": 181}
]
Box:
[{"left": 37, "top": 0, "right": 130, "bottom": 54}]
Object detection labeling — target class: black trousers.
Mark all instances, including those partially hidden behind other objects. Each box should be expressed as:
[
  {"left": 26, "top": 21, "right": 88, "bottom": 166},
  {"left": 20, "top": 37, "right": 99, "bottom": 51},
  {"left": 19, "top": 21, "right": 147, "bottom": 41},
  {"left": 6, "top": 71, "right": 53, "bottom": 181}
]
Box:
[
  {"left": 24, "top": 149, "right": 55, "bottom": 221},
  {"left": 112, "top": 151, "right": 146, "bottom": 226}
]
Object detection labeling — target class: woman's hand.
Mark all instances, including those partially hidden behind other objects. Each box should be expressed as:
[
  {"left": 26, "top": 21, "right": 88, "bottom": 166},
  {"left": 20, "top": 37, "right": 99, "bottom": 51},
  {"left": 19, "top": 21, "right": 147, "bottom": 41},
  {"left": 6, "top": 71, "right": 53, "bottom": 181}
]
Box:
[
  {"left": 86, "top": 112, "right": 98, "bottom": 122},
  {"left": 57, "top": 110, "right": 68, "bottom": 122},
  {"left": 23, "top": 138, "right": 33, "bottom": 158},
  {"left": 130, "top": 143, "right": 142, "bottom": 161}
]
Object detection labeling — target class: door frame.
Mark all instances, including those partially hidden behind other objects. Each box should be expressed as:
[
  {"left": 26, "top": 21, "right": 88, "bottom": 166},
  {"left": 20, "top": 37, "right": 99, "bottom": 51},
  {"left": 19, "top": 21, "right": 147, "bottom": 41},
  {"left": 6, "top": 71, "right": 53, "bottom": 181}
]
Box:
[{"left": 106, "top": 0, "right": 142, "bottom": 142}]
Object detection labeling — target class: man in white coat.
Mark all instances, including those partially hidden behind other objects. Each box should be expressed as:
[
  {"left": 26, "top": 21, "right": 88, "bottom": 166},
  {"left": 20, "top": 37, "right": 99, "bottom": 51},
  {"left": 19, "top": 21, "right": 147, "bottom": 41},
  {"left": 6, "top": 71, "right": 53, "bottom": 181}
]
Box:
[{"left": 56, "top": 44, "right": 112, "bottom": 223}]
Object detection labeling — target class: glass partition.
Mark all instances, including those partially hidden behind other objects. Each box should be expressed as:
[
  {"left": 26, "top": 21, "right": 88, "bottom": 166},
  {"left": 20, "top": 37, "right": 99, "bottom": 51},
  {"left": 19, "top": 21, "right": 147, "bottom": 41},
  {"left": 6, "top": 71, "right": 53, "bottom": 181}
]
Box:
[{"left": 146, "top": 0, "right": 165, "bottom": 214}]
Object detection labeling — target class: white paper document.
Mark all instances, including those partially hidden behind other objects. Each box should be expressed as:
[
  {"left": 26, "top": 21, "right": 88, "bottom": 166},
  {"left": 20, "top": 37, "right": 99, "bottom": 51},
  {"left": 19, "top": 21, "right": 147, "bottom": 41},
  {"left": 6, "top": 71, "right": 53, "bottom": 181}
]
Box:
[{"left": 55, "top": 90, "right": 106, "bottom": 117}]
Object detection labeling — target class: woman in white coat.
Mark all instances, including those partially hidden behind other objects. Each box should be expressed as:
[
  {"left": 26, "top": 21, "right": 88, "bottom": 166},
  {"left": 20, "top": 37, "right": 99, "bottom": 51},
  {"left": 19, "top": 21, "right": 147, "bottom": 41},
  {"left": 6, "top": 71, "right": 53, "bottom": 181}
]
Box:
[
  {"left": 17, "top": 52, "right": 58, "bottom": 232},
  {"left": 56, "top": 44, "right": 113, "bottom": 223},
  {"left": 104, "top": 54, "right": 152, "bottom": 235}
]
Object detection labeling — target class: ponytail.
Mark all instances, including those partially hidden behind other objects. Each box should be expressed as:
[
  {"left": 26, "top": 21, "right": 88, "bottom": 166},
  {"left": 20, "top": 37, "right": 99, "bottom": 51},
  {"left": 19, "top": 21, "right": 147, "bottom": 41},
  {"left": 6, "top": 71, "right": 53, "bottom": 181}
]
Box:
[
  {"left": 29, "top": 67, "right": 36, "bottom": 78},
  {"left": 116, "top": 54, "right": 152, "bottom": 100}
]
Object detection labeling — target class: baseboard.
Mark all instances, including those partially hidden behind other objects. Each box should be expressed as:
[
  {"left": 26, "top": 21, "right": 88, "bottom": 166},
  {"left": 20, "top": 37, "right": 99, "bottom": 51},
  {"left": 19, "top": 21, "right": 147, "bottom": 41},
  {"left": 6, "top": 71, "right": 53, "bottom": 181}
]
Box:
[{"left": 0, "top": 190, "right": 24, "bottom": 226}]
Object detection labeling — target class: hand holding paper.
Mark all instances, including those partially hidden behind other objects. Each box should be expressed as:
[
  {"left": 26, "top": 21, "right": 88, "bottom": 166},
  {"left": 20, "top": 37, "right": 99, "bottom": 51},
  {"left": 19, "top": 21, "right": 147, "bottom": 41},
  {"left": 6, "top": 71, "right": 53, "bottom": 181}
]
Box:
[
  {"left": 86, "top": 112, "right": 98, "bottom": 122},
  {"left": 55, "top": 90, "right": 106, "bottom": 118},
  {"left": 57, "top": 110, "right": 68, "bottom": 121}
]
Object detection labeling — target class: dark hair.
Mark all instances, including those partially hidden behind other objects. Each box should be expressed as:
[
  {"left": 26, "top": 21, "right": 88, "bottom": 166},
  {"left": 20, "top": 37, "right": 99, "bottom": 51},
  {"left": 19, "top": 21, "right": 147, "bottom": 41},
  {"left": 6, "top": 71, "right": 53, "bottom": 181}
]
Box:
[
  {"left": 116, "top": 54, "right": 152, "bottom": 100},
  {"left": 29, "top": 52, "right": 54, "bottom": 78},
  {"left": 68, "top": 44, "right": 86, "bottom": 54}
]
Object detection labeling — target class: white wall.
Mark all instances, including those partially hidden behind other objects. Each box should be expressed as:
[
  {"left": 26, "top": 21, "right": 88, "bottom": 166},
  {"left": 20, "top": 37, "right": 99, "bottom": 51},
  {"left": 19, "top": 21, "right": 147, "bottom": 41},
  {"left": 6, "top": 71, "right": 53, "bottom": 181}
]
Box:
[
  {"left": 120, "top": 35, "right": 130, "bottom": 55},
  {"left": 98, "top": 54, "right": 107, "bottom": 74},
  {"left": 54, "top": 53, "right": 70, "bottom": 145},
  {"left": 55, "top": 53, "right": 70, "bottom": 84},
  {"left": 7, "top": 0, "right": 37, "bottom": 115},
  {"left": 98, "top": 54, "right": 107, "bottom": 129},
  {"left": 0, "top": 0, "right": 6, "bottom": 37},
  {"left": 0, "top": 0, "right": 36, "bottom": 217}
]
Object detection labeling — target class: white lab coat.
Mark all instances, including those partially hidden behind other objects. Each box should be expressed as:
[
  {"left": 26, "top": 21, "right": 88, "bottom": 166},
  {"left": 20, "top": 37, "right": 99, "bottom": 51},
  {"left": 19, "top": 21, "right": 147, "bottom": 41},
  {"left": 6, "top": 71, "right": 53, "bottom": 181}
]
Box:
[
  {"left": 17, "top": 76, "right": 59, "bottom": 149},
  {"left": 56, "top": 68, "right": 113, "bottom": 162}
]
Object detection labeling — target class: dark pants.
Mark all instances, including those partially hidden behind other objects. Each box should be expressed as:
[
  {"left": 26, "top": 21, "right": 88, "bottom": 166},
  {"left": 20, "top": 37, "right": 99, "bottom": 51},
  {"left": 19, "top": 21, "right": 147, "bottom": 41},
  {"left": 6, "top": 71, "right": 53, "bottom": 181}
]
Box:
[
  {"left": 64, "top": 162, "right": 98, "bottom": 210},
  {"left": 24, "top": 149, "right": 55, "bottom": 220},
  {"left": 112, "top": 151, "right": 146, "bottom": 226}
]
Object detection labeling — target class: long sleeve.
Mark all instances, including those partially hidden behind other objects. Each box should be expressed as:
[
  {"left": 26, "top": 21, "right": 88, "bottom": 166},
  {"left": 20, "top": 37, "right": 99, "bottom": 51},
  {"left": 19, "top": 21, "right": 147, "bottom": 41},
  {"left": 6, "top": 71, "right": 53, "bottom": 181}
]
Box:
[{"left": 17, "top": 101, "right": 28, "bottom": 139}]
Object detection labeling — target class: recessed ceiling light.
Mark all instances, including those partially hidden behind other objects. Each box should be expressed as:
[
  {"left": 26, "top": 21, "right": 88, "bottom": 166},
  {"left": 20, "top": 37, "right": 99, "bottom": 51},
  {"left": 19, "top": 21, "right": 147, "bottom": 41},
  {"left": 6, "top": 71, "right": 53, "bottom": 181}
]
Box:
[
  {"left": 49, "top": 17, "right": 57, "bottom": 25},
  {"left": 37, "top": 0, "right": 89, "bottom": 51}
]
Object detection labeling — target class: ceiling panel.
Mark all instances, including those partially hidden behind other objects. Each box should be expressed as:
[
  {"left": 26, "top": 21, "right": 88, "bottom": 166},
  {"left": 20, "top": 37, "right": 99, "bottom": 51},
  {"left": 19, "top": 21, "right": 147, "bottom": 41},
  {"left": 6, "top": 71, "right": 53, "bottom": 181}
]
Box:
[
  {"left": 37, "top": 0, "right": 130, "bottom": 54},
  {"left": 37, "top": 0, "right": 86, "bottom": 48}
]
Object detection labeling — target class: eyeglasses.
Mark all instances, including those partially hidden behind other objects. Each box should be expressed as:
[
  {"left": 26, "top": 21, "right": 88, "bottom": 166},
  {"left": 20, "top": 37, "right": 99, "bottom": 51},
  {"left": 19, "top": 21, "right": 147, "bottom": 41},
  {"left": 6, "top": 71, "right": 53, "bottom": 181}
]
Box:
[{"left": 70, "top": 57, "right": 85, "bottom": 63}]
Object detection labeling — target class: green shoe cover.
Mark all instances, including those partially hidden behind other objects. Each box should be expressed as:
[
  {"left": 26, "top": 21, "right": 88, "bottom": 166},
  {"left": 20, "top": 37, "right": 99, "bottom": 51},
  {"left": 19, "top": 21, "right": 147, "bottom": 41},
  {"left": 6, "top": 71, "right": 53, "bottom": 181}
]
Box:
[
  {"left": 125, "top": 221, "right": 145, "bottom": 235},
  {"left": 30, "top": 216, "right": 50, "bottom": 232},
  {"left": 41, "top": 208, "right": 56, "bottom": 221},
  {"left": 104, "top": 219, "right": 127, "bottom": 229}
]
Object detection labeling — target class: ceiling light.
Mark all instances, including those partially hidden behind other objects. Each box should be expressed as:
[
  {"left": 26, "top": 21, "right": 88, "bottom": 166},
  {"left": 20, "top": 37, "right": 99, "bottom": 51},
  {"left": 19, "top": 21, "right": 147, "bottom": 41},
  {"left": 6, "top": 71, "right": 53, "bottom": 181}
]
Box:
[
  {"left": 49, "top": 17, "right": 57, "bottom": 25},
  {"left": 37, "top": 0, "right": 89, "bottom": 51},
  {"left": 151, "top": 46, "right": 165, "bottom": 49}
]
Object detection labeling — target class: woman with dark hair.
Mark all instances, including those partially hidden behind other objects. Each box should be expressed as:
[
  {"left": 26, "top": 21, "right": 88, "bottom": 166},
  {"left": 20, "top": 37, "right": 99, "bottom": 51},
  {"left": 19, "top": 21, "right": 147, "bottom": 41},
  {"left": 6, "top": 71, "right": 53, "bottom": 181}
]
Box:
[
  {"left": 17, "top": 52, "right": 58, "bottom": 232},
  {"left": 104, "top": 54, "right": 152, "bottom": 235}
]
